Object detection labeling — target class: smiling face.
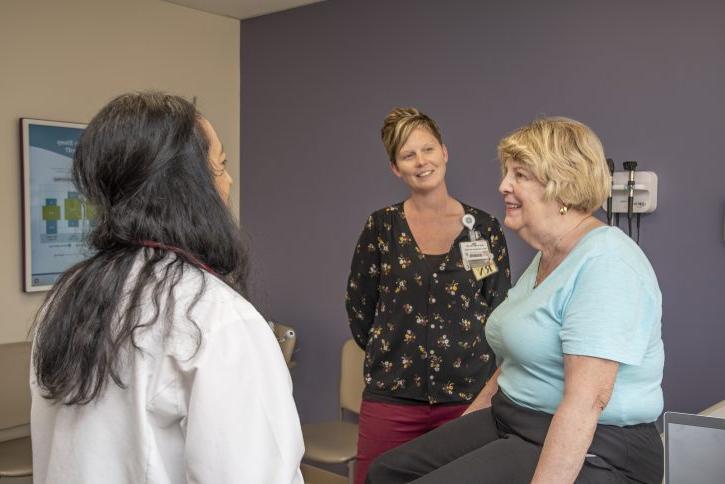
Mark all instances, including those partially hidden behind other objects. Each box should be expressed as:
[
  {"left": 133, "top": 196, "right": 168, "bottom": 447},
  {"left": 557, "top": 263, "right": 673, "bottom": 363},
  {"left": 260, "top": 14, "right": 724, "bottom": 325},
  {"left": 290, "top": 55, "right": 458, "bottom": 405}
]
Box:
[
  {"left": 498, "top": 160, "right": 560, "bottom": 244},
  {"left": 391, "top": 127, "right": 448, "bottom": 192},
  {"left": 199, "top": 117, "right": 231, "bottom": 204}
]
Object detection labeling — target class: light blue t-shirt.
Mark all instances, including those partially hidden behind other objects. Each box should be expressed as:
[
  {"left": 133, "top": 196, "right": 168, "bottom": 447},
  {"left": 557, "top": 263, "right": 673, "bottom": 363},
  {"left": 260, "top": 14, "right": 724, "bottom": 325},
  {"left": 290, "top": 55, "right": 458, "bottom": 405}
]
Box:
[{"left": 485, "top": 226, "right": 664, "bottom": 426}]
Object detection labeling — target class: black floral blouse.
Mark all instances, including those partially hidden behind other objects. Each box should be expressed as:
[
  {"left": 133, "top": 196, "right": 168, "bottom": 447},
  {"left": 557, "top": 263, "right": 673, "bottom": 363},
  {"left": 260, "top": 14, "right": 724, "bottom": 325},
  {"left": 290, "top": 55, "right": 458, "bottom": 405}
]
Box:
[{"left": 345, "top": 202, "right": 511, "bottom": 405}]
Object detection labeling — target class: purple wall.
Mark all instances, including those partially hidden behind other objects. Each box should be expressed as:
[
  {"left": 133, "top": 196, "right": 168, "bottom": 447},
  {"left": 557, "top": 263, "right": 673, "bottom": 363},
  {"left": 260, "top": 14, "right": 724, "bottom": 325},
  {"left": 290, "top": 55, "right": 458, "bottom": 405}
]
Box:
[{"left": 241, "top": 0, "right": 725, "bottom": 423}]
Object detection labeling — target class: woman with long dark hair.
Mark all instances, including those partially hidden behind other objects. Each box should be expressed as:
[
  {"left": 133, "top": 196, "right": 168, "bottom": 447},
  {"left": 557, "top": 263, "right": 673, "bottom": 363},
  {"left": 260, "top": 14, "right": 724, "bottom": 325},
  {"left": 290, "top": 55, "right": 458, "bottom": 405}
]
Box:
[{"left": 30, "top": 92, "right": 304, "bottom": 483}]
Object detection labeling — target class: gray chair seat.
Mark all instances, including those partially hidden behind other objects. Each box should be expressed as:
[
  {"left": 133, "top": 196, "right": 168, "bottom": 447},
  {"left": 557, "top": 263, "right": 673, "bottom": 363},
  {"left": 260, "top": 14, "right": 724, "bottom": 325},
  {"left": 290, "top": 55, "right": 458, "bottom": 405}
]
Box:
[
  {"left": 302, "top": 421, "right": 359, "bottom": 465},
  {"left": 0, "top": 436, "right": 32, "bottom": 478},
  {"left": 303, "top": 339, "right": 364, "bottom": 483}
]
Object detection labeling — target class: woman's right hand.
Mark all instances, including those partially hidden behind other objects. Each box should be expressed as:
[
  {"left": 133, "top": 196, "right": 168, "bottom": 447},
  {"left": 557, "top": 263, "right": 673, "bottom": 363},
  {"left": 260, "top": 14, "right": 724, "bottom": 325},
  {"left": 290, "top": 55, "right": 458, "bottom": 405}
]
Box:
[
  {"left": 462, "top": 368, "right": 500, "bottom": 415},
  {"left": 463, "top": 391, "right": 493, "bottom": 415}
]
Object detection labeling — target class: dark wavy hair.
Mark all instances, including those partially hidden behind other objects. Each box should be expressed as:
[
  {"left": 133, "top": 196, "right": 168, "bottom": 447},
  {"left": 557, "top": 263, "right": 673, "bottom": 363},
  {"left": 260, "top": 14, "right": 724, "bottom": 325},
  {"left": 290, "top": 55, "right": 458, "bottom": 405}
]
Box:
[{"left": 32, "top": 92, "right": 248, "bottom": 405}]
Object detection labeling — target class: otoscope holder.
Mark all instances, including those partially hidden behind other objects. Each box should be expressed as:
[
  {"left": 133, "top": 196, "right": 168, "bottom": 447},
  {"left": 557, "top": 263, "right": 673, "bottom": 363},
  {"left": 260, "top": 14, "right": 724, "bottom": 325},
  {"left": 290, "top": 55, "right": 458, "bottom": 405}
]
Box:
[{"left": 603, "top": 171, "right": 658, "bottom": 213}]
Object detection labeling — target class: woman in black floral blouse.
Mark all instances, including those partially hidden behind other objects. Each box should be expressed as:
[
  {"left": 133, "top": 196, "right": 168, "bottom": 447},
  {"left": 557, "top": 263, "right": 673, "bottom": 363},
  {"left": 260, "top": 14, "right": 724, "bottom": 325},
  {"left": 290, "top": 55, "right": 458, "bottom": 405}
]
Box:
[{"left": 346, "top": 107, "right": 511, "bottom": 484}]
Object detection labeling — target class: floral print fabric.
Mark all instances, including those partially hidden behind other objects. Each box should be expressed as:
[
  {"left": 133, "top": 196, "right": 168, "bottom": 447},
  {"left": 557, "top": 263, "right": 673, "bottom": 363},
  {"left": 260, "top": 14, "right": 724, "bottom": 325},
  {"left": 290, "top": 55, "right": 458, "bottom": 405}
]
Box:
[{"left": 346, "top": 202, "right": 511, "bottom": 404}]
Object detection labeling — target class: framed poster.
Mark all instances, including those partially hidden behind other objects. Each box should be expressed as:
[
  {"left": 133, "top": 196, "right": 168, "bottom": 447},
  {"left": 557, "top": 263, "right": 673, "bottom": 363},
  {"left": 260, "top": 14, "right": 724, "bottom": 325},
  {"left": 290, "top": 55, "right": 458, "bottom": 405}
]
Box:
[{"left": 21, "top": 118, "right": 93, "bottom": 292}]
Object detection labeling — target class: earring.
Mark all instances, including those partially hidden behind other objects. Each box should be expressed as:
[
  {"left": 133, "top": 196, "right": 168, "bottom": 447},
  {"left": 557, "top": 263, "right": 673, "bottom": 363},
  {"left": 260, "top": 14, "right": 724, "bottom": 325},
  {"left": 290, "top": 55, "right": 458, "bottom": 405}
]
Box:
[{"left": 559, "top": 206, "right": 569, "bottom": 215}]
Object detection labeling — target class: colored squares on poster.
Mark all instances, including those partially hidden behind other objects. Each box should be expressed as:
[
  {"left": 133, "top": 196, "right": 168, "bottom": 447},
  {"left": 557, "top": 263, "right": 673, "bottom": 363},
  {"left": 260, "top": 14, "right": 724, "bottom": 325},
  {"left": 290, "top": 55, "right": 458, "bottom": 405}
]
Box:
[
  {"left": 84, "top": 203, "right": 97, "bottom": 219},
  {"left": 65, "top": 192, "right": 82, "bottom": 227},
  {"left": 42, "top": 198, "right": 61, "bottom": 235},
  {"left": 84, "top": 202, "right": 98, "bottom": 227}
]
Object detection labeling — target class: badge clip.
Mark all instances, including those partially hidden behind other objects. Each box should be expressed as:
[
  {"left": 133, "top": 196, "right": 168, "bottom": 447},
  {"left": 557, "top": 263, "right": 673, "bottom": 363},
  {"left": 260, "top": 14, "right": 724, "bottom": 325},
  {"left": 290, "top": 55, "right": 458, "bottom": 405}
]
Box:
[{"left": 462, "top": 214, "right": 477, "bottom": 241}]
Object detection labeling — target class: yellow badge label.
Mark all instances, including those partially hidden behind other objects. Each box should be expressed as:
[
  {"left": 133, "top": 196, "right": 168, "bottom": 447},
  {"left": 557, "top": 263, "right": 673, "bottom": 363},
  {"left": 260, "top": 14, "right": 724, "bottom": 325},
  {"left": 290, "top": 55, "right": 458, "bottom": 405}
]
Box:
[{"left": 472, "top": 261, "right": 498, "bottom": 281}]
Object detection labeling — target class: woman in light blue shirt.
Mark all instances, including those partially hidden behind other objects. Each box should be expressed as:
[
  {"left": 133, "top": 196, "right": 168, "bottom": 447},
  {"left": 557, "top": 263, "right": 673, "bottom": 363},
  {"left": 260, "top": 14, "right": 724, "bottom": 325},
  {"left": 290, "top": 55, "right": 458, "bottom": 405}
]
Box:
[{"left": 366, "top": 117, "right": 664, "bottom": 484}]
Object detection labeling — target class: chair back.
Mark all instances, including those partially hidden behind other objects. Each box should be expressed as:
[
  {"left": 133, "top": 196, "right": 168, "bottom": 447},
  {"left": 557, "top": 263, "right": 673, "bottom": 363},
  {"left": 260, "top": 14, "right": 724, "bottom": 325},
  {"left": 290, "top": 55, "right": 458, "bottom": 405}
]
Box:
[
  {"left": 270, "top": 322, "right": 297, "bottom": 366},
  {"left": 339, "top": 339, "right": 365, "bottom": 415},
  {"left": 699, "top": 400, "right": 725, "bottom": 418},
  {"left": 0, "top": 342, "right": 32, "bottom": 441}
]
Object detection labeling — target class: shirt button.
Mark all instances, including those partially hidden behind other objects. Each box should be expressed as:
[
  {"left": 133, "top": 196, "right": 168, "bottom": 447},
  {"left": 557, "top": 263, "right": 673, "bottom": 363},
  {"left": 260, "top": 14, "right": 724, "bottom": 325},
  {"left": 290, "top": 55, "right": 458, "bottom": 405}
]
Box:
[
  {"left": 429, "top": 375, "right": 434, "bottom": 380},
  {"left": 430, "top": 350, "right": 435, "bottom": 354},
  {"left": 439, "top": 265, "right": 445, "bottom": 271},
  {"left": 432, "top": 273, "right": 437, "bottom": 278},
  {"left": 431, "top": 298, "right": 436, "bottom": 303},
  {"left": 430, "top": 324, "right": 435, "bottom": 329}
]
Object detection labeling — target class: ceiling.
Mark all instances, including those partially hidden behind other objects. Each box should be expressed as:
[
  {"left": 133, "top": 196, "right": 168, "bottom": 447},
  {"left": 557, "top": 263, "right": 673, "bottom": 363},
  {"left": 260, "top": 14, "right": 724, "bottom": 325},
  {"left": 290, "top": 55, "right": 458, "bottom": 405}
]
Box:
[{"left": 162, "top": 0, "right": 326, "bottom": 20}]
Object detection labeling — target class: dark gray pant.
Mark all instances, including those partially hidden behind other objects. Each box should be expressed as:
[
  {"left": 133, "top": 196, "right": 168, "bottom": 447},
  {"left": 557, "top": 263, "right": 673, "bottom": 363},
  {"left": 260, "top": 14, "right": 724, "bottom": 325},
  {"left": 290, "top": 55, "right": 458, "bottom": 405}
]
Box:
[{"left": 366, "top": 392, "right": 663, "bottom": 484}]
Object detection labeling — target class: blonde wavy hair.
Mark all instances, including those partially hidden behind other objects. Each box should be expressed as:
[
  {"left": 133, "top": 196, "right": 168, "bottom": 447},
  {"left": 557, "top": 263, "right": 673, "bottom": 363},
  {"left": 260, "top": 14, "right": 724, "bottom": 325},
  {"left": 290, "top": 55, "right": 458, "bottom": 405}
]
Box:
[
  {"left": 497, "top": 117, "right": 610, "bottom": 213},
  {"left": 381, "top": 107, "right": 443, "bottom": 163}
]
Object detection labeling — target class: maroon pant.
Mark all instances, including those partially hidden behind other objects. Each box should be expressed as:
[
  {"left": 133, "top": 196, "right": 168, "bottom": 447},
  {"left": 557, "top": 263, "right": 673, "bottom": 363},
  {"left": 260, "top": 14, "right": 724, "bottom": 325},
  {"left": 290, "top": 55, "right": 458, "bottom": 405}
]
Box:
[{"left": 354, "top": 399, "right": 468, "bottom": 484}]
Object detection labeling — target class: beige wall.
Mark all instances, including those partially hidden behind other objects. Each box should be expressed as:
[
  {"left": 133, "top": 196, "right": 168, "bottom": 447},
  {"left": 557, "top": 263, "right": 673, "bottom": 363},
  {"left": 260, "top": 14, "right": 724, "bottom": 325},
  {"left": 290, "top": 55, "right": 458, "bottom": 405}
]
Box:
[{"left": 0, "top": 0, "right": 240, "bottom": 343}]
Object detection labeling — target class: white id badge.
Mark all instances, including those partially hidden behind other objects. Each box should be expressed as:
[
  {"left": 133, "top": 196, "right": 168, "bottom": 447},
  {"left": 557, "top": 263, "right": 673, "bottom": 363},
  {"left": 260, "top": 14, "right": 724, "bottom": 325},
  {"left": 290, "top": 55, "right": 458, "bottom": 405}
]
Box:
[
  {"left": 460, "top": 240, "right": 491, "bottom": 270},
  {"left": 460, "top": 240, "right": 498, "bottom": 280}
]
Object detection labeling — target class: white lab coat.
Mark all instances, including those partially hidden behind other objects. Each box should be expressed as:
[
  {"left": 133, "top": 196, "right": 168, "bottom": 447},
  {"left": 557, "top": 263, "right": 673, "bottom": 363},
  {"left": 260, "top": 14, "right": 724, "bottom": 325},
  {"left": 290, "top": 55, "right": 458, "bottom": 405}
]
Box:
[{"left": 31, "top": 264, "right": 304, "bottom": 484}]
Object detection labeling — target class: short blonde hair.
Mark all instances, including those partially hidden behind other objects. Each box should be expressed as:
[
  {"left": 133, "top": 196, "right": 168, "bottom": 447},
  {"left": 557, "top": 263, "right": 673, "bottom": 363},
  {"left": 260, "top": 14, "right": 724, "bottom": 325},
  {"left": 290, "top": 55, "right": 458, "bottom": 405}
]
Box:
[
  {"left": 497, "top": 117, "right": 611, "bottom": 213},
  {"left": 381, "top": 107, "right": 443, "bottom": 163}
]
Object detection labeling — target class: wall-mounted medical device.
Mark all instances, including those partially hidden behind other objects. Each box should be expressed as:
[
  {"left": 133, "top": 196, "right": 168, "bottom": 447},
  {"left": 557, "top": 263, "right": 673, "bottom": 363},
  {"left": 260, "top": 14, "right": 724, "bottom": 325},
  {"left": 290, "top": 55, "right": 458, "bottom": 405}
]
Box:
[
  {"left": 602, "top": 170, "right": 658, "bottom": 214},
  {"left": 602, "top": 160, "right": 658, "bottom": 245}
]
